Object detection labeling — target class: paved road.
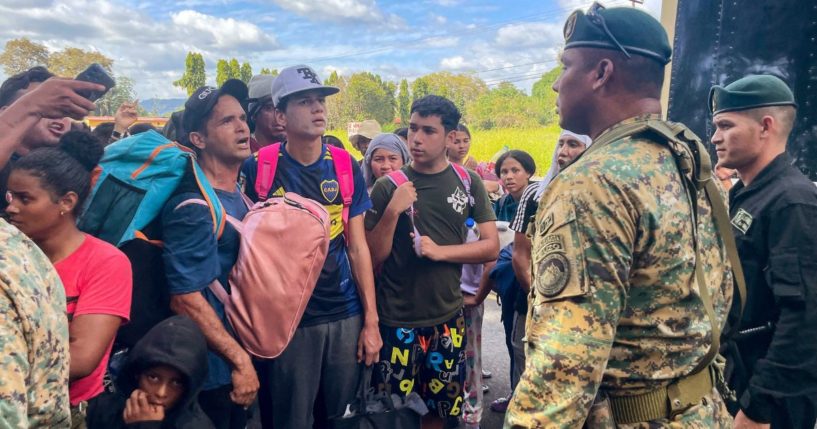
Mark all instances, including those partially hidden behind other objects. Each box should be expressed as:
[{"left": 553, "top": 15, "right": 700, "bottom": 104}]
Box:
[{"left": 469, "top": 294, "right": 512, "bottom": 429}]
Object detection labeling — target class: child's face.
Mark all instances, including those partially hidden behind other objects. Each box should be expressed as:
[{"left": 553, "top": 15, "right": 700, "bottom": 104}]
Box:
[{"left": 137, "top": 364, "right": 186, "bottom": 410}]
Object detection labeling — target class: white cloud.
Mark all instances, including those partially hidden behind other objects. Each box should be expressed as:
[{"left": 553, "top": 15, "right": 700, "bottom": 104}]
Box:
[
  {"left": 269, "top": 0, "right": 403, "bottom": 25},
  {"left": 496, "top": 22, "right": 563, "bottom": 49},
  {"left": 440, "top": 56, "right": 471, "bottom": 71},
  {"left": 431, "top": 14, "right": 447, "bottom": 25},
  {"left": 171, "top": 10, "right": 277, "bottom": 50},
  {"left": 426, "top": 36, "right": 460, "bottom": 49}
]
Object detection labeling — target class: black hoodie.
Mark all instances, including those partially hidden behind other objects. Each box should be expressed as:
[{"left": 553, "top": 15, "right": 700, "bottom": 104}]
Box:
[{"left": 87, "top": 316, "right": 214, "bottom": 429}]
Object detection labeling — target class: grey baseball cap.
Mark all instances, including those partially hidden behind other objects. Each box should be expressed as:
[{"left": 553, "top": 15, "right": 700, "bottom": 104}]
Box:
[
  {"left": 247, "top": 74, "right": 275, "bottom": 116},
  {"left": 271, "top": 65, "right": 339, "bottom": 107}
]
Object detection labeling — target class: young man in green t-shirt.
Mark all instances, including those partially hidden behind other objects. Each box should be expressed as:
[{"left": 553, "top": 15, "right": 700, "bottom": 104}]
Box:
[{"left": 365, "top": 95, "right": 499, "bottom": 429}]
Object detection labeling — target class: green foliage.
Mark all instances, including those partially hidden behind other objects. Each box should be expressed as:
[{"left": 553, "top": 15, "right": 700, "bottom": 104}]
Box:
[
  {"left": 173, "top": 52, "right": 206, "bottom": 96},
  {"left": 240, "top": 62, "right": 253, "bottom": 83},
  {"left": 47, "top": 47, "right": 113, "bottom": 77},
  {"left": 411, "top": 78, "right": 430, "bottom": 101},
  {"left": 329, "top": 124, "right": 561, "bottom": 172},
  {"left": 94, "top": 75, "right": 141, "bottom": 116},
  {"left": 531, "top": 66, "right": 561, "bottom": 125},
  {"left": 413, "top": 72, "right": 487, "bottom": 122},
  {"left": 229, "top": 58, "right": 240, "bottom": 80},
  {"left": 469, "top": 82, "right": 541, "bottom": 129},
  {"left": 0, "top": 38, "right": 49, "bottom": 75},
  {"left": 327, "top": 72, "right": 395, "bottom": 129},
  {"left": 216, "top": 59, "right": 230, "bottom": 86},
  {"left": 397, "top": 79, "right": 410, "bottom": 126},
  {"left": 259, "top": 68, "right": 279, "bottom": 77}
]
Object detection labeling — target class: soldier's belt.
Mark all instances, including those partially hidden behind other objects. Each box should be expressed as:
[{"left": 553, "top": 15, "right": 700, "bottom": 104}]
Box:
[{"left": 607, "top": 367, "right": 713, "bottom": 424}]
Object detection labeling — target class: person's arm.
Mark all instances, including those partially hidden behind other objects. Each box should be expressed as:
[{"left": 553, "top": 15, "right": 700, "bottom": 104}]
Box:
[
  {"left": 346, "top": 215, "right": 383, "bottom": 366},
  {"left": 161, "top": 200, "right": 257, "bottom": 406},
  {"left": 69, "top": 314, "right": 123, "bottom": 380},
  {"left": 111, "top": 101, "right": 139, "bottom": 143},
  {"left": 170, "top": 292, "right": 257, "bottom": 406},
  {"left": 512, "top": 233, "right": 532, "bottom": 293},
  {"left": 0, "top": 78, "right": 101, "bottom": 168},
  {"left": 505, "top": 182, "right": 633, "bottom": 428},
  {"left": 418, "top": 220, "right": 499, "bottom": 264},
  {"left": 464, "top": 260, "right": 497, "bottom": 307},
  {"left": 738, "top": 202, "right": 817, "bottom": 425},
  {"left": 69, "top": 248, "right": 132, "bottom": 381},
  {"left": 365, "top": 181, "right": 415, "bottom": 267}
]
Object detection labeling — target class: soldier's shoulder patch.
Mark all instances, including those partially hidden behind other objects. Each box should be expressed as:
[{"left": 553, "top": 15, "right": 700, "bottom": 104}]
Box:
[
  {"left": 536, "top": 252, "right": 570, "bottom": 297},
  {"left": 731, "top": 208, "right": 753, "bottom": 234}
]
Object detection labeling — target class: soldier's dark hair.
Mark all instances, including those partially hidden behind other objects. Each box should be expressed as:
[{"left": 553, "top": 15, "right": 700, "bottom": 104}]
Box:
[
  {"left": 12, "top": 130, "right": 104, "bottom": 216},
  {"left": 410, "top": 95, "right": 461, "bottom": 134},
  {"left": 0, "top": 66, "right": 54, "bottom": 108},
  {"left": 747, "top": 105, "right": 797, "bottom": 137},
  {"left": 579, "top": 49, "right": 664, "bottom": 98},
  {"left": 495, "top": 150, "right": 537, "bottom": 177}
]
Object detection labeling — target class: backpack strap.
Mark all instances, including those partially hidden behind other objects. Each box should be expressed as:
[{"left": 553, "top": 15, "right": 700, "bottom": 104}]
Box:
[
  {"left": 385, "top": 170, "right": 410, "bottom": 188},
  {"left": 174, "top": 199, "right": 244, "bottom": 235},
  {"left": 450, "top": 162, "right": 475, "bottom": 207},
  {"left": 189, "top": 159, "right": 227, "bottom": 239},
  {"left": 255, "top": 143, "right": 281, "bottom": 202},
  {"left": 327, "top": 145, "right": 355, "bottom": 242}
]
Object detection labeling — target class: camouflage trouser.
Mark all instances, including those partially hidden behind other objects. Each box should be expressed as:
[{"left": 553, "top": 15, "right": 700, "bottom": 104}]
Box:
[
  {"left": 70, "top": 401, "right": 87, "bottom": 429},
  {"left": 584, "top": 387, "right": 733, "bottom": 429}
]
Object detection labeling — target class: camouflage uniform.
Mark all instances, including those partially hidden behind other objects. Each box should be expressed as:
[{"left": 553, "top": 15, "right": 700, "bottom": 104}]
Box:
[
  {"left": 0, "top": 219, "right": 71, "bottom": 428},
  {"left": 504, "top": 115, "right": 734, "bottom": 428}
]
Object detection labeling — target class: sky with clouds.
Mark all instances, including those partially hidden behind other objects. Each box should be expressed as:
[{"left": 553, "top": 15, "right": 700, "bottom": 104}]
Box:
[{"left": 0, "top": 0, "right": 662, "bottom": 99}]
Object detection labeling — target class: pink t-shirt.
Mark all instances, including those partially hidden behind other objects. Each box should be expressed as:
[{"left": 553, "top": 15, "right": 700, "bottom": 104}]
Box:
[{"left": 55, "top": 234, "right": 132, "bottom": 405}]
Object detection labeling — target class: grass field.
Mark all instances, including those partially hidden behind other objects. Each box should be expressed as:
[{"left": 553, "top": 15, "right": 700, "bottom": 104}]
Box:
[{"left": 328, "top": 124, "right": 562, "bottom": 176}]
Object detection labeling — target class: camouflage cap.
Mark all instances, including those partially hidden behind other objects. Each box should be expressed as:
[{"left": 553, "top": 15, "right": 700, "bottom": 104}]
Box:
[
  {"left": 563, "top": 2, "right": 671, "bottom": 65},
  {"left": 709, "top": 74, "right": 797, "bottom": 115}
]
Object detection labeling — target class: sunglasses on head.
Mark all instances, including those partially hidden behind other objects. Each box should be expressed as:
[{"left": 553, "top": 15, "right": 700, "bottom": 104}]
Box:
[{"left": 586, "top": 2, "right": 632, "bottom": 59}]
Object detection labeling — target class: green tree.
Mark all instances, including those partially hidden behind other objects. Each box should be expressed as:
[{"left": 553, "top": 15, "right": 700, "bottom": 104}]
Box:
[
  {"left": 531, "top": 66, "right": 561, "bottom": 125},
  {"left": 94, "top": 75, "right": 148, "bottom": 116},
  {"left": 48, "top": 47, "right": 113, "bottom": 77},
  {"left": 411, "top": 77, "right": 430, "bottom": 101},
  {"left": 259, "top": 68, "right": 279, "bottom": 77},
  {"left": 216, "top": 59, "right": 231, "bottom": 86},
  {"left": 334, "top": 72, "right": 395, "bottom": 128},
  {"left": 397, "top": 79, "right": 411, "bottom": 125},
  {"left": 229, "top": 58, "right": 241, "bottom": 80},
  {"left": 416, "top": 72, "right": 487, "bottom": 123},
  {"left": 240, "top": 62, "right": 253, "bottom": 83},
  {"left": 470, "top": 82, "right": 539, "bottom": 129},
  {"left": 0, "top": 38, "right": 49, "bottom": 75},
  {"left": 172, "top": 52, "right": 206, "bottom": 96},
  {"left": 324, "top": 71, "right": 346, "bottom": 129}
]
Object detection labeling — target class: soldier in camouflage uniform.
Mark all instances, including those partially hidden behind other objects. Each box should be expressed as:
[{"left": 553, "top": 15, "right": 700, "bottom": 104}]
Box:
[
  {"left": 505, "top": 3, "right": 738, "bottom": 428},
  {"left": 0, "top": 218, "right": 71, "bottom": 428}
]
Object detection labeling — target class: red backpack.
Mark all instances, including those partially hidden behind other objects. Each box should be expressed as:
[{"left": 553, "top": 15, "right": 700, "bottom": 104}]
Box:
[{"left": 209, "top": 143, "right": 356, "bottom": 359}]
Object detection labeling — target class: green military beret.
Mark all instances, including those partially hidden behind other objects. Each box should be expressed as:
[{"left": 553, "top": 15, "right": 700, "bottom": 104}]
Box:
[
  {"left": 709, "top": 74, "right": 797, "bottom": 115},
  {"left": 563, "top": 3, "right": 671, "bottom": 65}
]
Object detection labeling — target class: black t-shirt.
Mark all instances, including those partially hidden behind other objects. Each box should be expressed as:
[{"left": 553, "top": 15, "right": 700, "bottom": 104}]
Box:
[{"left": 365, "top": 164, "right": 495, "bottom": 327}]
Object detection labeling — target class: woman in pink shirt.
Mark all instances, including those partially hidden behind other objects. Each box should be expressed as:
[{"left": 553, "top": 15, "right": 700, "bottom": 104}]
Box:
[{"left": 6, "top": 130, "right": 132, "bottom": 427}]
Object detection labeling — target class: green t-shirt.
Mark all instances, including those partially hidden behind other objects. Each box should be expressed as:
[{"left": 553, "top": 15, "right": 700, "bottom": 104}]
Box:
[{"left": 365, "top": 164, "right": 496, "bottom": 327}]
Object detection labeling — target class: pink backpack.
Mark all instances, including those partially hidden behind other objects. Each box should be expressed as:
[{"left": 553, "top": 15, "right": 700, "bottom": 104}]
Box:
[{"left": 209, "top": 143, "right": 356, "bottom": 359}]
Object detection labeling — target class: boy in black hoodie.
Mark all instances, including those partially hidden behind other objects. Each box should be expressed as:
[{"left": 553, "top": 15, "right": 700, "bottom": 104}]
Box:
[{"left": 87, "top": 316, "right": 214, "bottom": 429}]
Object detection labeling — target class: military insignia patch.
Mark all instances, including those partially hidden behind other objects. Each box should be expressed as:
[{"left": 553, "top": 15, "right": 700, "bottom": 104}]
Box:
[
  {"left": 536, "top": 252, "right": 570, "bottom": 297},
  {"left": 540, "top": 213, "right": 554, "bottom": 234},
  {"left": 731, "top": 208, "right": 753, "bottom": 234},
  {"left": 564, "top": 11, "right": 578, "bottom": 40},
  {"left": 321, "top": 180, "right": 339, "bottom": 202},
  {"left": 541, "top": 234, "right": 564, "bottom": 254}
]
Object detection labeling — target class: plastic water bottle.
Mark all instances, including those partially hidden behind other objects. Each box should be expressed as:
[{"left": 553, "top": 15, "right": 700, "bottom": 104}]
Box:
[
  {"left": 465, "top": 218, "right": 480, "bottom": 243},
  {"left": 461, "top": 218, "right": 483, "bottom": 294}
]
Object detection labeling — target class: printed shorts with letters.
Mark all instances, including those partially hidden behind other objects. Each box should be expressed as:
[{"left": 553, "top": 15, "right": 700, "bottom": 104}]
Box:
[{"left": 373, "top": 310, "right": 467, "bottom": 419}]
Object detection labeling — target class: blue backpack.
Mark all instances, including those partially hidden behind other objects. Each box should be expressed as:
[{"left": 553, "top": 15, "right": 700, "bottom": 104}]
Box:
[{"left": 79, "top": 130, "right": 226, "bottom": 349}]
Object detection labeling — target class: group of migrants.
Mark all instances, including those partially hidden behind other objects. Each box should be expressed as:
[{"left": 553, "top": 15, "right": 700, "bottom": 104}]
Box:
[{"left": 0, "top": 3, "right": 815, "bottom": 429}]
